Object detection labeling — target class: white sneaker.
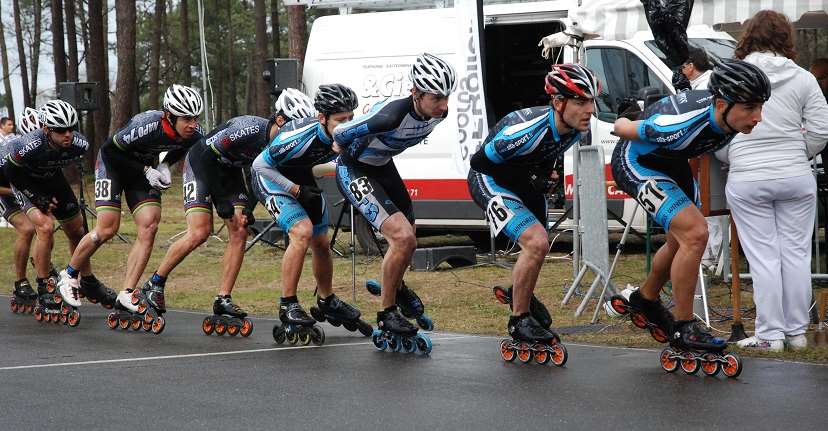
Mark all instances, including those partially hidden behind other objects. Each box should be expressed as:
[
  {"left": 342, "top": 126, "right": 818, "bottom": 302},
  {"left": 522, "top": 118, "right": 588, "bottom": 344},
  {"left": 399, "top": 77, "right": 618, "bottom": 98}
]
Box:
[
  {"left": 116, "top": 289, "right": 139, "bottom": 312},
  {"left": 604, "top": 284, "right": 637, "bottom": 318},
  {"left": 736, "top": 335, "right": 784, "bottom": 352},
  {"left": 785, "top": 334, "right": 807, "bottom": 351},
  {"left": 57, "top": 270, "right": 82, "bottom": 307}
]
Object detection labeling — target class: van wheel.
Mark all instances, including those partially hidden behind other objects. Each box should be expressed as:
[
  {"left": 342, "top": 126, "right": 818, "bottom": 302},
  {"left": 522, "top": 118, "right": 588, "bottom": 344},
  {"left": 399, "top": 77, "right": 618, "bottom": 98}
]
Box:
[{"left": 467, "top": 231, "right": 511, "bottom": 252}]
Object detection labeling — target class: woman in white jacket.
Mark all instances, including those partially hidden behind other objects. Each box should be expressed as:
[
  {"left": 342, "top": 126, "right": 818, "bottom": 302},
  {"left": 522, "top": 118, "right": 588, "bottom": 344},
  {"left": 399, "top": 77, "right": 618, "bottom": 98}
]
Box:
[{"left": 716, "top": 10, "right": 828, "bottom": 351}]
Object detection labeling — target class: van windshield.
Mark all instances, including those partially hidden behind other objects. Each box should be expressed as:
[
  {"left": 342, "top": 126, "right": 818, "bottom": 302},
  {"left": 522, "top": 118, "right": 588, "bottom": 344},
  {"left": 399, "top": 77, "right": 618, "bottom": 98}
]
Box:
[{"left": 645, "top": 38, "right": 736, "bottom": 65}]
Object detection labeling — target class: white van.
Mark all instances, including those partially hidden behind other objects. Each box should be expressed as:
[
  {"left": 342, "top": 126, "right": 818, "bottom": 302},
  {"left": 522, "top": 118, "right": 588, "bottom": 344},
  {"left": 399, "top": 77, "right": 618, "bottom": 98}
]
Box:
[{"left": 296, "top": 0, "right": 735, "bottom": 249}]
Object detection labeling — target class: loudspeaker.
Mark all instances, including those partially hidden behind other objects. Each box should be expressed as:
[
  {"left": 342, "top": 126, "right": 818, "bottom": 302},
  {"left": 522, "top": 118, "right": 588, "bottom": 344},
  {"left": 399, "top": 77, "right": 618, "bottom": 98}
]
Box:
[
  {"left": 57, "top": 82, "right": 100, "bottom": 111},
  {"left": 263, "top": 58, "right": 300, "bottom": 95}
]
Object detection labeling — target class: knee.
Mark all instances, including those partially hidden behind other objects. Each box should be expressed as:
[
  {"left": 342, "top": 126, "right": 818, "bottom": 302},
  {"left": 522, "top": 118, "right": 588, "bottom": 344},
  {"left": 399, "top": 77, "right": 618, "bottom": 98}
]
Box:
[
  {"left": 17, "top": 222, "right": 35, "bottom": 239},
  {"left": 389, "top": 228, "right": 416, "bottom": 253},
  {"left": 522, "top": 232, "right": 549, "bottom": 259},
  {"left": 137, "top": 221, "right": 159, "bottom": 241},
  {"left": 189, "top": 227, "right": 210, "bottom": 246},
  {"left": 226, "top": 218, "right": 249, "bottom": 242},
  {"left": 681, "top": 224, "right": 709, "bottom": 252},
  {"left": 94, "top": 225, "right": 118, "bottom": 242},
  {"left": 33, "top": 221, "right": 54, "bottom": 239},
  {"left": 289, "top": 222, "right": 313, "bottom": 248}
]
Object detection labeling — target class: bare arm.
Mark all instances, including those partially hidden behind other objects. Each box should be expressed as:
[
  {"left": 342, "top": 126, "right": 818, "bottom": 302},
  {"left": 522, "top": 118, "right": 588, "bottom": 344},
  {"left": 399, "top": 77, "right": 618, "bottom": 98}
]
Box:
[{"left": 613, "top": 118, "right": 642, "bottom": 140}]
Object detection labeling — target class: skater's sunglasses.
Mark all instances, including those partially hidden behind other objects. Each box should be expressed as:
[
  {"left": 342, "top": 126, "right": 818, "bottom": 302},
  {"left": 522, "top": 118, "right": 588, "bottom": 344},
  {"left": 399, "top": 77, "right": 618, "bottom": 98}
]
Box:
[{"left": 49, "top": 127, "right": 75, "bottom": 134}]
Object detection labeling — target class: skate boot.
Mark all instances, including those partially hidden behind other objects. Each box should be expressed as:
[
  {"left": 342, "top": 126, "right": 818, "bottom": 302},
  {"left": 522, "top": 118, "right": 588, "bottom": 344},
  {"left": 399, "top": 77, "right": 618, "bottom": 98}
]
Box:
[
  {"left": 500, "top": 313, "right": 567, "bottom": 367},
  {"left": 78, "top": 275, "right": 116, "bottom": 309},
  {"left": 493, "top": 285, "right": 553, "bottom": 330},
  {"left": 105, "top": 279, "right": 166, "bottom": 335},
  {"left": 372, "top": 306, "right": 431, "bottom": 355},
  {"left": 272, "top": 301, "right": 324, "bottom": 346},
  {"left": 608, "top": 287, "right": 673, "bottom": 343},
  {"left": 202, "top": 295, "right": 253, "bottom": 337},
  {"left": 10, "top": 279, "right": 37, "bottom": 314},
  {"left": 310, "top": 293, "right": 373, "bottom": 337},
  {"left": 365, "top": 279, "right": 434, "bottom": 330},
  {"left": 659, "top": 319, "right": 742, "bottom": 378},
  {"left": 33, "top": 276, "right": 81, "bottom": 327},
  {"left": 56, "top": 270, "right": 82, "bottom": 308}
]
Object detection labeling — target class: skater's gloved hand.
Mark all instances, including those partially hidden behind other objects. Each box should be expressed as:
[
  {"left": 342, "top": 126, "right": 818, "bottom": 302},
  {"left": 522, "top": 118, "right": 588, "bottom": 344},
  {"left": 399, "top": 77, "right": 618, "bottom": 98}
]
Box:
[
  {"left": 144, "top": 166, "right": 171, "bottom": 190},
  {"left": 156, "top": 162, "right": 172, "bottom": 187},
  {"left": 296, "top": 185, "right": 324, "bottom": 225},
  {"left": 32, "top": 195, "right": 58, "bottom": 214}
]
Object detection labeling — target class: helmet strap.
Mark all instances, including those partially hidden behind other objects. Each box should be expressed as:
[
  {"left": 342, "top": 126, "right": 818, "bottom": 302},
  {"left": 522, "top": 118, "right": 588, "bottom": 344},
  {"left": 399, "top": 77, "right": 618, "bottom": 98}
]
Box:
[
  {"left": 553, "top": 98, "right": 577, "bottom": 131},
  {"left": 721, "top": 102, "right": 736, "bottom": 134}
]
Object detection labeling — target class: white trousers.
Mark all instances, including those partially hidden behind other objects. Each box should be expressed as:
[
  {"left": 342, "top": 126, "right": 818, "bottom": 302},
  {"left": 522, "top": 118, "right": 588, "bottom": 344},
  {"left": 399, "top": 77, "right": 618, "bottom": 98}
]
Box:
[{"left": 726, "top": 174, "right": 816, "bottom": 340}]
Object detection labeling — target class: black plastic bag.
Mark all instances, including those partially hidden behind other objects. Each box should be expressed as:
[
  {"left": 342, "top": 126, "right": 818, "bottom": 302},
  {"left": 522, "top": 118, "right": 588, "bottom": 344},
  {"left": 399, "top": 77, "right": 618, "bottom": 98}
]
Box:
[{"left": 640, "top": 0, "right": 694, "bottom": 69}]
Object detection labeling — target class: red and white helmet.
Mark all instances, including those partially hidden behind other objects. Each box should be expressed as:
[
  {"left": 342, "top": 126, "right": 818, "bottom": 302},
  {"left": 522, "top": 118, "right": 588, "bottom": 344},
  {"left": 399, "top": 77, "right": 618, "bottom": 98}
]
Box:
[
  {"left": 18, "top": 107, "right": 42, "bottom": 134},
  {"left": 544, "top": 63, "right": 601, "bottom": 100}
]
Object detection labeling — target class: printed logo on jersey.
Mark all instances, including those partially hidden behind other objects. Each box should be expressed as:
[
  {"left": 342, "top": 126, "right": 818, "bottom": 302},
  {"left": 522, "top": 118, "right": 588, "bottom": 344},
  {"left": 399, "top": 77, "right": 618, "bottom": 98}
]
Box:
[{"left": 120, "top": 121, "right": 159, "bottom": 145}]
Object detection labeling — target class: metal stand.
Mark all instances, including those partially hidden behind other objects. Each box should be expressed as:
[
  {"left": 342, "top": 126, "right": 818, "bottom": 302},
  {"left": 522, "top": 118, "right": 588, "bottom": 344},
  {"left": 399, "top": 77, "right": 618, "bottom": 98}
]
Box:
[
  {"left": 168, "top": 218, "right": 224, "bottom": 245},
  {"left": 593, "top": 203, "right": 639, "bottom": 323},
  {"left": 328, "top": 199, "right": 384, "bottom": 302}
]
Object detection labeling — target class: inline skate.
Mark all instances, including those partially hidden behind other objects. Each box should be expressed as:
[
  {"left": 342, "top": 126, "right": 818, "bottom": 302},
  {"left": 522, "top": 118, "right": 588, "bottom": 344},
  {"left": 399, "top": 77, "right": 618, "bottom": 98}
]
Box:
[
  {"left": 371, "top": 306, "right": 432, "bottom": 355},
  {"left": 10, "top": 279, "right": 37, "bottom": 314},
  {"left": 608, "top": 287, "right": 673, "bottom": 343},
  {"left": 492, "top": 285, "right": 553, "bottom": 329},
  {"left": 33, "top": 276, "right": 81, "bottom": 327},
  {"left": 659, "top": 319, "right": 742, "bottom": 378},
  {"left": 202, "top": 295, "right": 253, "bottom": 337},
  {"left": 365, "top": 279, "right": 434, "bottom": 331},
  {"left": 309, "top": 293, "right": 373, "bottom": 337},
  {"left": 106, "top": 279, "right": 166, "bottom": 335},
  {"left": 78, "top": 275, "right": 117, "bottom": 309},
  {"left": 500, "top": 313, "right": 567, "bottom": 367},
  {"left": 272, "top": 301, "right": 324, "bottom": 346}
]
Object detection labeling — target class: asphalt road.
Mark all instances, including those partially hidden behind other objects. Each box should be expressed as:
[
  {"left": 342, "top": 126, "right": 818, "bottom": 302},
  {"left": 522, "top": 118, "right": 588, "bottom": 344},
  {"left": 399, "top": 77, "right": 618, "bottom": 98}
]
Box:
[{"left": 1, "top": 299, "right": 826, "bottom": 431}]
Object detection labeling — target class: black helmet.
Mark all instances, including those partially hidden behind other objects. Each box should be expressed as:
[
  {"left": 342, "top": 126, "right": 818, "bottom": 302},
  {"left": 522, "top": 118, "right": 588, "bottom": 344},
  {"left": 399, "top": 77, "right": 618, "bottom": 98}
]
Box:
[
  {"left": 709, "top": 59, "right": 771, "bottom": 103},
  {"left": 314, "top": 84, "right": 359, "bottom": 114}
]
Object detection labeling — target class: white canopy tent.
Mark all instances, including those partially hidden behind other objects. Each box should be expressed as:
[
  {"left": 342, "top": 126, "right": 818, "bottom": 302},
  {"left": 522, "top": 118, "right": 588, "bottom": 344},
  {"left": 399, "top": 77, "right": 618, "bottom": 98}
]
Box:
[{"left": 569, "top": 0, "right": 828, "bottom": 40}]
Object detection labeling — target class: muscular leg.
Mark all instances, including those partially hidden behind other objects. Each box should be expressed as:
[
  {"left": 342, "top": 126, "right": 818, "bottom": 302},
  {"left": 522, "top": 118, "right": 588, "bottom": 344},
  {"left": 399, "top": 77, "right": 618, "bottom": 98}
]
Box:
[
  {"left": 26, "top": 209, "right": 56, "bottom": 279},
  {"left": 123, "top": 206, "right": 161, "bottom": 290},
  {"left": 309, "top": 233, "right": 333, "bottom": 298},
  {"left": 156, "top": 211, "right": 212, "bottom": 278},
  {"left": 280, "top": 220, "right": 313, "bottom": 298},
  {"left": 379, "top": 213, "right": 416, "bottom": 309},
  {"left": 511, "top": 223, "right": 549, "bottom": 315},
  {"left": 61, "top": 214, "right": 93, "bottom": 275},
  {"left": 68, "top": 210, "right": 121, "bottom": 273},
  {"left": 639, "top": 232, "right": 679, "bottom": 301},
  {"left": 217, "top": 210, "right": 249, "bottom": 296},
  {"left": 8, "top": 213, "right": 35, "bottom": 280}
]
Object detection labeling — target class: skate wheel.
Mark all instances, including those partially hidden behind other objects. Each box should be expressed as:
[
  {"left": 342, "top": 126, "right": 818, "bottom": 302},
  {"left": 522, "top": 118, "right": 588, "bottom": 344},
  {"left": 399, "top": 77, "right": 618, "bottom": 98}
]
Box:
[
  {"left": 500, "top": 340, "right": 516, "bottom": 362},
  {"left": 299, "top": 329, "right": 312, "bottom": 346},
  {"left": 240, "top": 319, "right": 254, "bottom": 337},
  {"left": 10, "top": 301, "right": 18, "bottom": 313},
  {"left": 342, "top": 321, "right": 356, "bottom": 331},
  {"left": 272, "top": 325, "right": 286, "bottom": 344},
  {"left": 357, "top": 321, "right": 373, "bottom": 337},
  {"left": 401, "top": 336, "right": 416, "bottom": 353},
  {"left": 202, "top": 317, "right": 215, "bottom": 335},
  {"left": 119, "top": 317, "right": 130, "bottom": 330},
  {"left": 286, "top": 330, "right": 299, "bottom": 345},
  {"left": 131, "top": 318, "right": 142, "bottom": 331},
  {"left": 151, "top": 316, "right": 165, "bottom": 334},
  {"left": 131, "top": 291, "right": 141, "bottom": 305},
  {"left": 630, "top": 312, "right": 648, "bottom": 329},
  {"left": 137, "top": 302, "right": 147, "bottom": 314},
  {"left": 722, "top": 353, "right": 743, "bottom": 378},
  {"left": 25, "top": 304, "right": 34, "bottom": 314},
  {"left": 143, "top": 312, "right": 154, "bottom": 324},
  {"left": 650, "top": 326, "right": 668, "bottom": 343},
  {"left": 550, "top": 343, "right": 568, "bottom": 367},
  {"left": 365, "top": 279, "right": 382, "bottom": 296},
  {"left": 309, "top": 306, "right": 325, "bottom": 323},
  {"left": 60, "top": 313, "right": 68, "bottom": 324},
  {"left": 142, "top": 320, "right": 152, "bottom": 332},
  {"left": 54, "top": 294, "right": 62, "bottom": 304},
  {"left": 701, "top": 354, "right": 720, "bottom": 377},
  {"left": 67, "top": 310, "right": 81, "bottom": 327},
  {"left": 414, "top": 333, "right": 432, "bottom": 355},
  {"left": 417, "top": 315, "right": 434, "bottom": 331},
  {"left": 106, "top": 312, "right": 118, "bottom": 329},
  {"left": 533, "top": 343, "right": 550, "bottom": 365},
  {"left": 372, "top": 329, "right": 387, "bottom": 351},
  {"left": 215, "top": 321, "right": 227, "bottom": 336},
  {"left": 517, "top": 342, "right": 533, "bottom": 364},
  {"left": 61, "top": 304, "right": 71, "bottom": 315},
  {"left": 388, "top": 335, "right": 401, "bottom": 352},
  {"left": 51, "top": 313, "right": 60, "bottom": 323},
  {"left": 609, "top": 296, "right": 628, "bottom": 315},
  {"left": 228, "top": 324, "right": 240, "bottom": 337},
  {"left": 330, "top": 320, "right": 342, "bottom": 328},
  {"left": 659, "top": 348, "right": 679, "bottom": 373},
  {"left": 311, "top": 326, "right": 325, "bottom": 346},
  {"left": 34, "top": 308, "right": 43, "bottom": 322},
  {"left": 680, "top": 353, "right": 700, "bottom": 375},
  {"left": 493, "top": 285, "right": 510, "bottom": 305},
  {"left": 88, "top": 297, "right": 97, "bottom": 304}
]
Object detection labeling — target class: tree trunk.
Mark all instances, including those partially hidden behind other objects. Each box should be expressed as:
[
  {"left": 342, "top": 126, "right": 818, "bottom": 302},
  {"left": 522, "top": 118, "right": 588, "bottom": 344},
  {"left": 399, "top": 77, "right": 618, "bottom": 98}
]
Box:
[
  {"left": 148, "top": 0, "right": 165, "bottom": 107},
  {"left": 227, "top": 0, "right": 237, "bottom": 117},
  {"left": 52, "top": 0, "right": 67, "bottom": 84},
  {"left": 12, "top": 0, "right": 31, "bottom": 107},
  {"left": 112, "top": 0, "right": 137, "bottom": 130},
  {"left": 103, "top": 1, "right": 109, "bottom": 87},
  {"left": 286, "top": 5, "right": 307, "bottom": 76},
  {"left": 0, "top": 1, "right": 15, "bottom": 121},
  {"left": 65, "top": 0, "right": 79, "bottom": 81},
  {"left": 271, "top": 0, "right": 280, "bottom": 58},
  {"left": 88, "top": 0, "right": 111, "bottom": 150},
  {"left": 254, "top": 0, "right": 269, "bottom": 117},
  {"left": 180, "top": 0, "right": 191, "bottom": 86},
  {"left": 245, "top": 53, "right": 255, "bottom": 115},
  {"left": 31, "top": 0, "right": 43, "bottom": 101}
]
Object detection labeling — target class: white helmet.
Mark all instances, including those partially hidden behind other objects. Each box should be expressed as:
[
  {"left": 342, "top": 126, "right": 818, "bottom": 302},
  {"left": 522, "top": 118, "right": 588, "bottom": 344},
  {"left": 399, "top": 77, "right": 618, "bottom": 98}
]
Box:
[
  {"left": 410, "top": 53, "right": 457, "bottom": 97},
  {"left": 274, "top": 88, "right": 316, "bottom": 120},
  {"left": 18, "top": 107, "right": 42, "bottom": 134},
  {"left": 163, "top": 84, "right": 204, "bottom": 117},
  {"left": 39, "top": 100, "right": 78, "bottom": 128}
]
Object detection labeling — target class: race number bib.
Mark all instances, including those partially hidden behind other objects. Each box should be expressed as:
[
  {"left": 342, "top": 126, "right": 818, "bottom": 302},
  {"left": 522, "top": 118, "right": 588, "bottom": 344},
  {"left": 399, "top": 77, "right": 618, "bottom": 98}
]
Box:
[
  {"left": 348, "top": 177, "right": 374, "bottom": 202},
  {"left": 486, "top": 195, "right": 514, "bottom": 237},
  {"left": 636, "top": 180, "right": 667, "bottom": 215},
  {"left": 265, "top": 196, "right": 281, "bottom": 218},
  {"left": 183, "top": 181, "right": 197, "bottom": 203},
  {"left": 94, "top": 179, "right": 112, "bottom": 201}
]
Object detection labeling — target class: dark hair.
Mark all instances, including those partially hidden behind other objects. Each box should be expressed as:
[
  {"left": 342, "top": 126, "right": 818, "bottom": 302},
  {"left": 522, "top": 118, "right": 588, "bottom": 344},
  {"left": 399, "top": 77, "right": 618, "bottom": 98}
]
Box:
[
  {"left": 735, "top": 10, "right": 797, "bottom": 60},
  {"left": 812, "top": 58, "right": 828, "bottom": 75},
  {"left": 687, "top": 47, "right": 712, "bottom": 72},
  {"left": 0, "top": 117, "right": 11, "bottom": 126}
]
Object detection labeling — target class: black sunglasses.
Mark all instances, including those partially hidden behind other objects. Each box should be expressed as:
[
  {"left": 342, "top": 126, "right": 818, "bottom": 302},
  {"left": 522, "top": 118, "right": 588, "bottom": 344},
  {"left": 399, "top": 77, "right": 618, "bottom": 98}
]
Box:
[{"left": 50, "top": 127, "right": 75, "bottom": 134}]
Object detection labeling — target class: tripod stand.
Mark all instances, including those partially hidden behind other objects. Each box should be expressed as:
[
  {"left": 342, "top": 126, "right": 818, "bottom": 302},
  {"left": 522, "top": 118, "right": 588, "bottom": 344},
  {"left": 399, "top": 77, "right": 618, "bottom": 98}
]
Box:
[{"left": 329, "top": 199, "right": 384, "bottom": 302}]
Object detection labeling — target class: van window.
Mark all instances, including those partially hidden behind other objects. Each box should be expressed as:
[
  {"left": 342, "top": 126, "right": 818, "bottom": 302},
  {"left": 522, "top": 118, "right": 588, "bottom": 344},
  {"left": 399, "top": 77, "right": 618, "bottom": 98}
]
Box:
[
  {"left": 645, "top": 38, "right": 736, "bottom": 65},
  {"left": 586, "top": 47, "right": 669, "bottom": 122}
]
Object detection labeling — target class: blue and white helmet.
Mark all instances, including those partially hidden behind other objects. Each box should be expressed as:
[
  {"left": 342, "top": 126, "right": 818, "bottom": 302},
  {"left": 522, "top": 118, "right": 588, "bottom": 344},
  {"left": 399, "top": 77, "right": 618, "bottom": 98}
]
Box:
[
  {"left": 39, "top": 100, "right": 78, "bottom": 128},
  {"left": 410, "top": 53, "right": 457, "bottom": 97}
]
